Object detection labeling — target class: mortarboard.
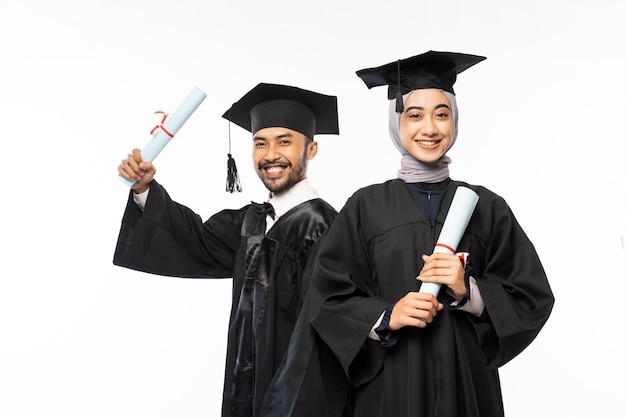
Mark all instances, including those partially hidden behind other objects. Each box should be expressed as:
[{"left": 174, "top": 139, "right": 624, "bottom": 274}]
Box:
[
  {"left": 221, "top": 83, "right": 339, "bottom": 193},
  {"left": 222, "top": 83, "right": 339, "bottom": 139},
  {"left": 356, "top": 50, "right": 486, "bottom": 112}
]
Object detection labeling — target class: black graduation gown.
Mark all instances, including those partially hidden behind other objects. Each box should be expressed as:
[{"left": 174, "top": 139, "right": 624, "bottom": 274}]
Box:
[
  {"left": 112, "top": 180, "right": 337, "bottom": 417},
  {"left": 306, "top": 178, "right": 554, "bottom": 417},
  {"left": 259, "top": 233, "right": 355, "bottom": 417}
]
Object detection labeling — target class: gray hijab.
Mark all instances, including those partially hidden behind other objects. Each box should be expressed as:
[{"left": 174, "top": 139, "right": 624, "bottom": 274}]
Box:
[{"left": 388, "top": 90, "right": 458, "bottom": 183}]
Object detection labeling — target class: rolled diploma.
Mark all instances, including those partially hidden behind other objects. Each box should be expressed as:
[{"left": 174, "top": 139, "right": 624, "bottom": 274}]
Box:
[
  {"left": 119, "top": 87, "right": 207, "bottom": 187},
  {"left": 419, "top": 186, "right": 479, "bottom": 296}
]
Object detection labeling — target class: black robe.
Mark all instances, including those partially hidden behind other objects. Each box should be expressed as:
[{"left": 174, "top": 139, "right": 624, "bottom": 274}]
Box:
[
  {"left": 259, "top": 272, "right": 355, "bottom": 417},
  {"left": 112, "top": 180, "right": 337, "bottom": 417},
  {"left": 288, "top": 178, "right": 554, "bottom": 417}
]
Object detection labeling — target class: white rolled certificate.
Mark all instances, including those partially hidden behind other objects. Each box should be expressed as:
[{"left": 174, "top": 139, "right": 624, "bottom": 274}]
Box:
[
  {"left": 419, "top": 186, "right": 480, "bottom": 296},
  {"left": 120, "top": 86, "right": 207, "bottom": 187}
]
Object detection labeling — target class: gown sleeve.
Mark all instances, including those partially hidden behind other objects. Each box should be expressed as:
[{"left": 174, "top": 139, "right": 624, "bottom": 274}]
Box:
[
  {"left": 113, "top": 180, "right": 246, "bottom": 278},
  {"left": 309, "top": 194, "right": 391, "bottom": 386},
  {"left": 467, "top": 190, "right": 555, "bottom": 367}
]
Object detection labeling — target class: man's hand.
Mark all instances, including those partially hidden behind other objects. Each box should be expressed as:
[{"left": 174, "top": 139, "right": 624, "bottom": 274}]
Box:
[{"left": 118, "top": 148, "right": 156, "bottom": 194}]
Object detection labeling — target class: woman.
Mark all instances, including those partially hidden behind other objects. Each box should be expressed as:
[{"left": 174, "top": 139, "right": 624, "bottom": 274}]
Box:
[{"left": 308, "top": 51, "right": 555, "bottom": 417}]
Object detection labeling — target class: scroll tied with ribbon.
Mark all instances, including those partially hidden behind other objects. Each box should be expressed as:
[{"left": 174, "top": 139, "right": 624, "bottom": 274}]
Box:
[
  {"left": 119, "top": 87, "right": 207, "bottom": 187},
  {"left": 419, "top": 186, "right": 480, "bottom": 297}
]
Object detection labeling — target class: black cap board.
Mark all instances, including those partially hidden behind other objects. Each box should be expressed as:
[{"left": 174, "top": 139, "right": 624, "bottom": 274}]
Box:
[
  {"left": 222, "top": 83, "right": 339, "bottom": 140},
  {"left": 356, "top": 50, "right": 486, "bottom": 100}
]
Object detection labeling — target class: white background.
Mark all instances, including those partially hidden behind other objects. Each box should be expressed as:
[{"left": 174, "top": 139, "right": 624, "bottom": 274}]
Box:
[{"left": 1, "top": 0, "right": 624, "bottom": 415}]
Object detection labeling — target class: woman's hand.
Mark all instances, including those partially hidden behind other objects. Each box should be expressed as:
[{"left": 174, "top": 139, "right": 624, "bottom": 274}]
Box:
[
  {"left": 388, "top": 292, "right": 443, "bottom": 329},
  {"left": 418, "top": 253, "right": 466, "bottom": 300}
]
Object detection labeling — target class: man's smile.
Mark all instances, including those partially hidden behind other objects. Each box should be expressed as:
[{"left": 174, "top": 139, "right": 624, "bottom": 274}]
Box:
[{"left": 260, "top": 162, "right": 290, "bottom": 178}]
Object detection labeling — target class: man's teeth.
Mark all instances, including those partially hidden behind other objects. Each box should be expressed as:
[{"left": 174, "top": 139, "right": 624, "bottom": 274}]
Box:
[{"left": 266, "top": 166, "right": 284, "bottom": 173}]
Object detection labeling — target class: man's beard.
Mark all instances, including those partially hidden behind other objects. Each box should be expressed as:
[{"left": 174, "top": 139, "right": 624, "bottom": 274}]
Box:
[{"left": 258, "top": 149, "right": 308, "bottom": 194}]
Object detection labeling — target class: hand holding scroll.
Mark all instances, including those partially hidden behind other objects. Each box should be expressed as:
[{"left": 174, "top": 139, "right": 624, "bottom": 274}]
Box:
[
  {"left": 119, "top": 87, "right": 207, "bottom": 187},
  {"left": 418, "top": 186, "right": 479, "bottom": 297},
  {"left": 418, "top": 253, "right": 467, "bottom": 300},
  {"left": 118, "top": 149, "right": 156, "bottom": 194}
]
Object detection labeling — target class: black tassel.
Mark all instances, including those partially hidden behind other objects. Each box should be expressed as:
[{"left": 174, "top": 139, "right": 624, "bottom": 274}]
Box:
[
  {"left": 226, "top": 153, "right": 242, "bottom": 193},
  {"left": 395, "top": 91, "right": 404, "bottom": 113},
  {"left": 395, "top": 59, "right": 404, "bottom": 113},
  {"left": 225, "top": 109, "right": 242, "bottom": 193}
]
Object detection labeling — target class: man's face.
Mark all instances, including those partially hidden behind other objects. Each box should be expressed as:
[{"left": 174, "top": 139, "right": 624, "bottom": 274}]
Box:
[{"left": 252, "top": 127, "right": 318, "bottom": 194}]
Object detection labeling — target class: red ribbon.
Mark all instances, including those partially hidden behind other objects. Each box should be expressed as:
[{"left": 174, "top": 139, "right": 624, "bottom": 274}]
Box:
[
  {"left": 435, "top": 242, "right": 455, "bottom": 254},
  {"left": 150, "top": 111, "right": 174, "bottom": 138},
  {"left": 457, "top": 252, "right": 470, "bottom": 267}
]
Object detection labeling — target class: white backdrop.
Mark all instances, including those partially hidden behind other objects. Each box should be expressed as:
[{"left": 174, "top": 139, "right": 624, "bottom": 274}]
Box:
[{"left": 1, "top": 0, "right": 624, "bottom": 416}]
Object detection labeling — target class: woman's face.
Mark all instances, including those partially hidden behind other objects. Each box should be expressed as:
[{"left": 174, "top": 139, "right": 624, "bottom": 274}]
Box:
[{"left": 399, "top": 89, "right": 454, "bottom": 164}]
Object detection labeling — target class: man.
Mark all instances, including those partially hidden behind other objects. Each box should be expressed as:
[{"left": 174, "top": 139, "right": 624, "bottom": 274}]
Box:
[{"left": 113, "top": 83, "right": 339, "bottom": 417}]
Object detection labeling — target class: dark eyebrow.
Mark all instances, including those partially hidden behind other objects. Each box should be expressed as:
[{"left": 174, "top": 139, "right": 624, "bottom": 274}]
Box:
[
  {"left": 275, "top": 132, "right": 294, "bottom": 140},
  {"left": 253, "top": 132, "right": 294, "bottom": 141},
  {"left": 404, "top": 103, "right": 451, "bottom": 112}
]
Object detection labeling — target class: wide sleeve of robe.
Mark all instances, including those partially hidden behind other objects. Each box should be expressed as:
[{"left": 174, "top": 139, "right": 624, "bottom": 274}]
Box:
[
  {"left": 309, "top": 179, "right": 554, "bottom": 416},
  {"left": 113, "top": 180, "right": 247, "bottom": 278}
]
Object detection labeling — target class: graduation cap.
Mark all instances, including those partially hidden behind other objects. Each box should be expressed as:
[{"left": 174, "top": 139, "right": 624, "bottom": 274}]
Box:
[
  {"left": 356, "top": 50, "right": 486, "bottom": 112},
  {"left": 221, "top": 83, "right": 339, "bottom": 193}
]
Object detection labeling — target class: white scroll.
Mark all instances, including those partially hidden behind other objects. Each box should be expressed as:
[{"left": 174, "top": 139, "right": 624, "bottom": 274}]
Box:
[
  {"left": 419, "top": 186, "right": 479, "bottom": 296},
  {"left": 120, "top": 86, "right": 207, "bottom": 187}
]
